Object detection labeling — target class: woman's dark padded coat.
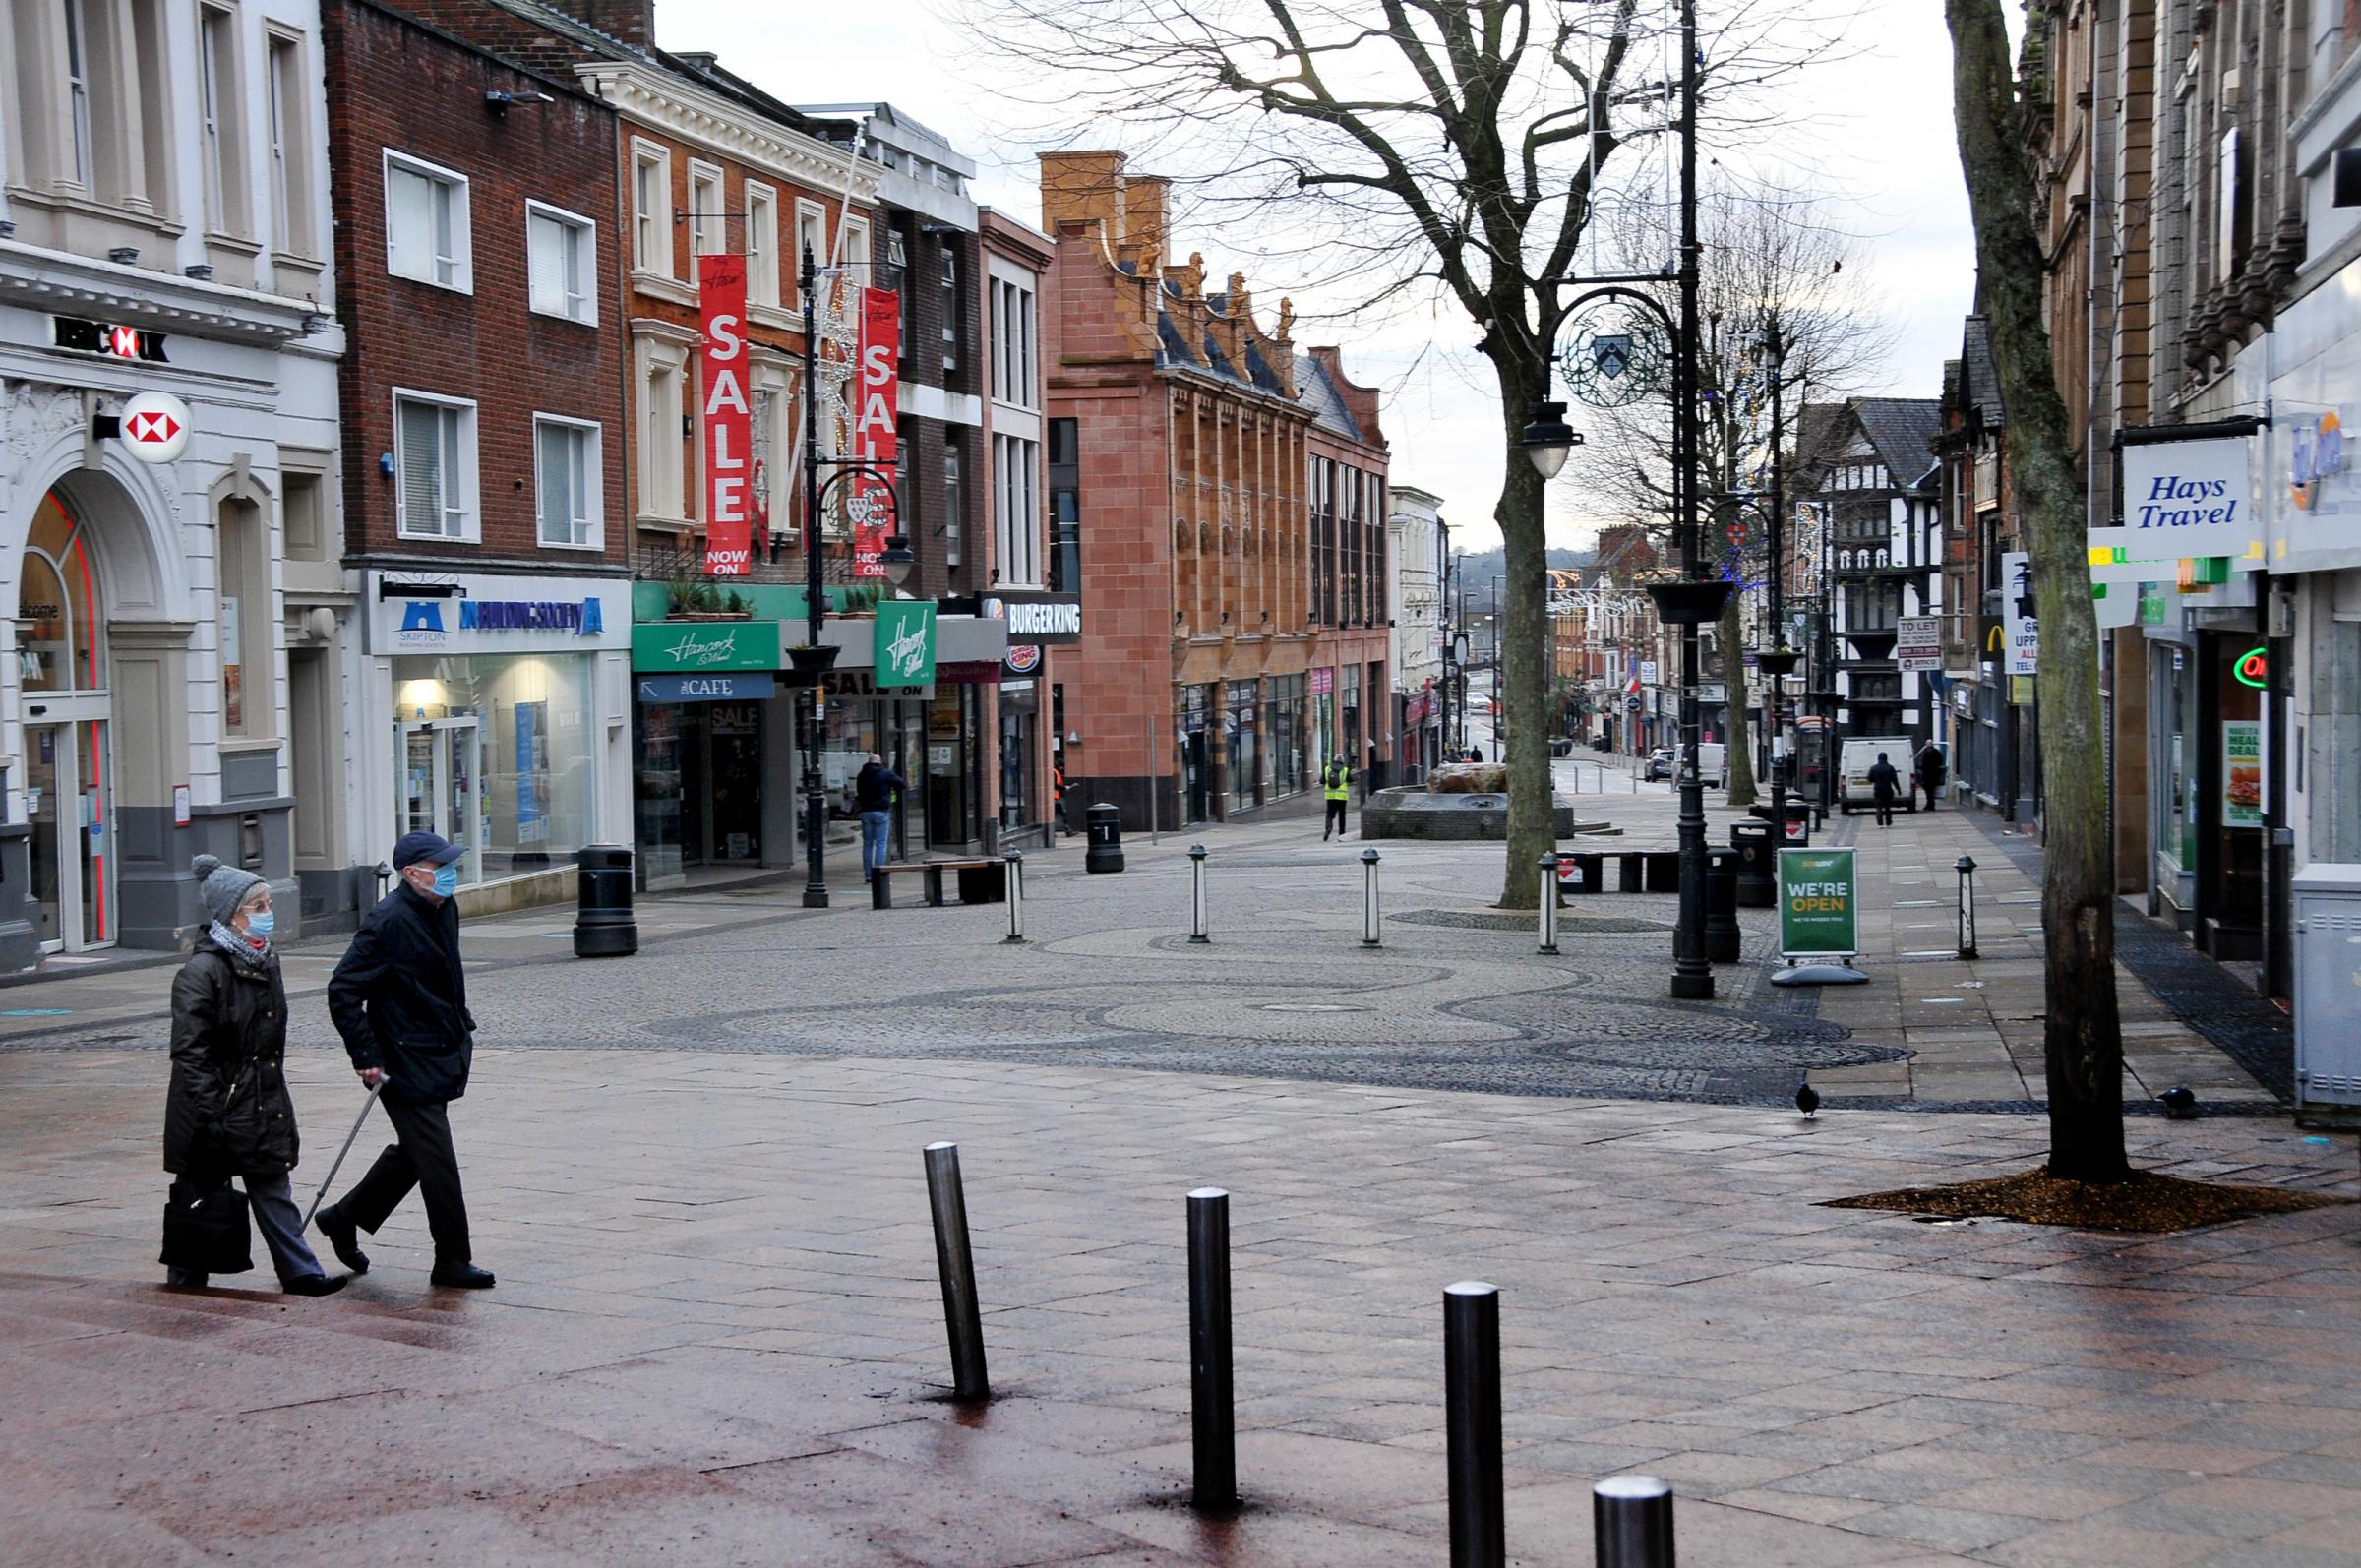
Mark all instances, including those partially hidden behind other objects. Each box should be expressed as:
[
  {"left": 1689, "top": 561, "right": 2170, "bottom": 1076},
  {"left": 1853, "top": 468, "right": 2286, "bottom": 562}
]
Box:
[{"left": 163, "top": 943, "right": 297, "bottom": 1176}]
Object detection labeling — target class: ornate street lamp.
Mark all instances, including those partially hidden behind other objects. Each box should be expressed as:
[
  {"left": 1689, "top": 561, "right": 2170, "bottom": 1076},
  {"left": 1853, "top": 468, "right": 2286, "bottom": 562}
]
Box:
[{"left": 1518, "top": 401, "right": 1583, "bottom": 479}]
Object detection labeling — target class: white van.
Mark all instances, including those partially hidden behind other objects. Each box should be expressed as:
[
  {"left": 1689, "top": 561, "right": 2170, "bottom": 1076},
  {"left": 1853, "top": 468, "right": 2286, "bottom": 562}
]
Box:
[
  {"left": 1696, "top": 742, "right": 1727, "bottom": 788},
  {"left": 1839, "top": 737, "right": 1916, "bottom": 813}
]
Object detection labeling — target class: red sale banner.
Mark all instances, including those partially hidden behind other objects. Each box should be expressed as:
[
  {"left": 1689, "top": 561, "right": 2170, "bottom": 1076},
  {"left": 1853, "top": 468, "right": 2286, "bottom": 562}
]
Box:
[
  {"left": 850, "top": 285, "right": 900, "bottom": 578},
  {"left": 699, "top": 253, "right": 753, "bottom": 576}
]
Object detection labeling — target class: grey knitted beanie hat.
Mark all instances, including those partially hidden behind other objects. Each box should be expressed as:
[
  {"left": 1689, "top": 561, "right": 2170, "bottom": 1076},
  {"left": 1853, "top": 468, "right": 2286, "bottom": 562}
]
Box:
[{"left": 191, "top": 854, "right": 265, "bottom": 925}]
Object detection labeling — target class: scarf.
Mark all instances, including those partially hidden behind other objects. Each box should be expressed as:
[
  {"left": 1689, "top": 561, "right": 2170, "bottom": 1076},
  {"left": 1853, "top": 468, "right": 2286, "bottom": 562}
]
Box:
[{"left": 206, "top": 920, "right": 272, "bottom": 969}]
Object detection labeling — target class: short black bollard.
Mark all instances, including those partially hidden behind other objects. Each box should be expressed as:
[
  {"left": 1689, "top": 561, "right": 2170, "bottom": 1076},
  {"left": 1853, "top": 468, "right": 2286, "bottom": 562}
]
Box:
[
  {"left": 1955, "top": 854, "right": 1979, "bottom": 960},
  {"left": 922, "top": 1142, "right": 990, "bottom": 1402},
  {"left": 1594, "top": 1475, "right": 1675, "bottom": 1568},
  {"left": 1444, "top": 1281, "right": 1505, "bottom": 1567},
  {"left": 1361, "top": 847, "right": 1382, "bottom": 948},
  {"left": 1538, "top": 853, "right": 1561, "bottom": 955},
  {"left": 573, "top": 844, "right": 637, "bottom": 956},
  {"left": 1188, "top": 844, "right": 1210, "bottom": 943},
  {"left": 1704, "top": 846, "right": 1740, "bottom": 964},
  {"left": 1085, "top": 803, "right": 1125, "bottom": 874},
  {"left": 1003, "top": 851, "right": 1026, "bottom": 944},
  {"left": 1187, "top": 1187, "right": 1236, "bottom": 1512}
]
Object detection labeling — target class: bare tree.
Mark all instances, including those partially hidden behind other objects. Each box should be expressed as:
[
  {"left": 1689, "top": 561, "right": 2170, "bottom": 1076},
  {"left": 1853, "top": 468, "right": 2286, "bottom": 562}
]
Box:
[
  {"left": 966, "top": 0, "right": 1852, "bottom": 908},
  {"left": 1947, "top": 0, "right": 2125, "bottom": 1180},
  {"left": 1574, "top": 185, "right": 1895, "bottom": 808}
]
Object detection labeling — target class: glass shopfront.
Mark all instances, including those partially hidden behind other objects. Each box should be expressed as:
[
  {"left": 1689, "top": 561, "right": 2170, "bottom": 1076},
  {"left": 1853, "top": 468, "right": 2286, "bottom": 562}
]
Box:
[
  {"left": 635, "top": 697, "right": 769, "bottom": 880},
  {"left": 1181, "top": 683, "right": 1213, "bottom": 823},
  {"left": 1265, "top": 674, "right": 1308, "bottom": 800},
  {"left": 996, "top": 682, "right": 1037, "bottom": 837},
  {"left": 1223, "top": 678, "right": 1260, "bottom": 814},
  {"left": 1341, "top": 663, "right": 1362, "bottom": 777},
  {"left": 393, "top": 653, "right": 597, "bottom": 885}
]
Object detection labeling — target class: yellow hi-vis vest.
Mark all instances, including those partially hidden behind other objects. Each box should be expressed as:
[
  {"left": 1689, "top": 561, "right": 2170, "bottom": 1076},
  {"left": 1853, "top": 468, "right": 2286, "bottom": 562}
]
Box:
[{"left": 1323, "top": 763, "right": 1350, "bottom": 802}]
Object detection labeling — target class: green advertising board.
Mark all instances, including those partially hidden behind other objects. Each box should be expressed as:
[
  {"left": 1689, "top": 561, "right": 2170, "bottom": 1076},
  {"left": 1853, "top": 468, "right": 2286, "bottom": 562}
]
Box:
[
  {"left": 1778, "top": 847, "right": 1857, "bottom": 961},
  {"left": 874, "top": 599, "right": 938, "bottom": 688},
  {"left": 631, "top": 620, "right": 780, "bottom": 673}
]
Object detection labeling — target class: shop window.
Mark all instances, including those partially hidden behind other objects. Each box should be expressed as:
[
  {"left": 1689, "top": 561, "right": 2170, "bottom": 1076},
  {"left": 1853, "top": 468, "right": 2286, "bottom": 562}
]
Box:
[
  {"left": 19, "top": 493, "right": 103, "bottom": 694},
  {"left": 217, "top": 493, "right": 272, "bottom": 736},
  {"left": 384, "top": 150, "right": 469, "bottom": 291},
  {"left": 392, "top": 654, "right": 597, "bottom": 885},
  {"left": 394, "top": 391, "right": 477, "bottom": 540},
  {"left": 533, "top": 415, "right": 600, "bottom": 549},
  {"left": 527, "top": 201, "right": 596, "bottom": 323}
]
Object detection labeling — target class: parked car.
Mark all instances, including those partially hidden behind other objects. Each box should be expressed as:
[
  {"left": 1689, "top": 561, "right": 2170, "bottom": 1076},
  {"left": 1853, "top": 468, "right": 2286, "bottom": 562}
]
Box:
[{"left": 1644, "top": 748, "right": 1675, "bottom": 781}]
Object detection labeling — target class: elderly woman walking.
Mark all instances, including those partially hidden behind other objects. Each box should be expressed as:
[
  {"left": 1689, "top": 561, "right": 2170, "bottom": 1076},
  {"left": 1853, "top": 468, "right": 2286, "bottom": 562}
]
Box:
[{"left": 161, "top": 855, "right": 345, "bottom": 1295}]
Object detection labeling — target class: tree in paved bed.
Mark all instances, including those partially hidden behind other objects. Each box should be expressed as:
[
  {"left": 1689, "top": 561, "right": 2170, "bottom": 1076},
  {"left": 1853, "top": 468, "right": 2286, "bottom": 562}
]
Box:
[{"left": 1946, "top": 0, "right": 2125, "bottom": 1180}]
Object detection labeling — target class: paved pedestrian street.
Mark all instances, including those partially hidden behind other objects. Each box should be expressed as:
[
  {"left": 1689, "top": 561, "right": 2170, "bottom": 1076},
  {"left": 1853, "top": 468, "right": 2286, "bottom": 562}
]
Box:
[{"left": 3, "top": 808, "right": 2354, "bottom": 1566}]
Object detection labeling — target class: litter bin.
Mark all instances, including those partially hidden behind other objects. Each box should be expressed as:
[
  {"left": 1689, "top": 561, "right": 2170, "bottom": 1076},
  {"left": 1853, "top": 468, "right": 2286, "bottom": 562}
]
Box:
[
  {"left": 1084, "top": 803, "right": 1125, "bottom": 874},
  {"left": 574, "top": 844, "right": 637, "bottom": 957},
  {"left": 1773, "top": 799, "right": 1812, "bottom": 847},
  {"left": 1705, "top": 846, "right": 1741, "bottom": 964},
  {"left": 1730, "top": 820, "right": 1776, "bottom": 908}
]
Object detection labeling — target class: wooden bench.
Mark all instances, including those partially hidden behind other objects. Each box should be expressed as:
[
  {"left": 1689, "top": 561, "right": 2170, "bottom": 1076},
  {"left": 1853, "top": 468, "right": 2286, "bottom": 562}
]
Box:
[{"left": 872, "top": 858, "right": 1003, "bottom": 909}]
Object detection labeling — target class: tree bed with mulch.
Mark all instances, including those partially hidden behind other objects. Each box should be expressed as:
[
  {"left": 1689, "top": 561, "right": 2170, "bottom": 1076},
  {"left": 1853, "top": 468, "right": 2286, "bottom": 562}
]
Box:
[{"left": 1825, "top": 1168, "right": 2349, "bottom": 1234}]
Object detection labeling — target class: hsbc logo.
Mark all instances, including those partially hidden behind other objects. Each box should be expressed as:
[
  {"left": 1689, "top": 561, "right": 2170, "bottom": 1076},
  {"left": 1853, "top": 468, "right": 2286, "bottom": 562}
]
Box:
[
  {"left": 116, "top": 392, "right": 192, "bottom": 463},
  {"left": 126, "top": 408, "right": 180, "bottom": 445}
]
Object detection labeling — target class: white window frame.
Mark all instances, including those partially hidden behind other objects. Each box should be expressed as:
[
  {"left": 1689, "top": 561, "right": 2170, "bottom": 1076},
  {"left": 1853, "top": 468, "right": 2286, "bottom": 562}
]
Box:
[
  {"left": 635, "top": 337, "right": 690, "bottom": 521},
  {"left": 382, "top": 149, "right": 471, "bottom": 292},
  {"left": 843, "top": 215, "right": 871, "bottom": 276},
  {"left": 525, "top": 199, "right": 597, "bottom": 325},
  {"left": 62, "top": 0, "right": 95, "bottom": 191},
  {"left": 532, "top": 413, "right": 603, "bottom": 551},
  {"left": 264, "top": 27, "right": 311, "bottom": 257},
  {"left": 631, "top": 138, "right": 672, "bottom": 278},
  {"left": 994, "top": 432, "right": 1041, "bottom": 588},
  {"left": 793, "top": 200, "right": 827, "bottom": 302},
  {"left": 199, "top": 4, "right": 238, "bottom": 232},
  {"left": 744, "top": 181, "right": 779, "bottom": 308},
  {"left": 687, "top": 158, "right": 724, "bottom": 281},
  {"left": 392, "top": 388, "right": 480, "bottom": 542}
]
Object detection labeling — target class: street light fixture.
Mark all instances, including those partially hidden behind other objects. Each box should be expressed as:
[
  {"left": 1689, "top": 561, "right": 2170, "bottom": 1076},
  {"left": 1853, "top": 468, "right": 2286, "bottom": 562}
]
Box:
[
  {"left": 878, "top": 531, "right": 917, "bottom": 591},
  {"left": 1519, "top": 400, "right": 1583, "bottom": 479}
]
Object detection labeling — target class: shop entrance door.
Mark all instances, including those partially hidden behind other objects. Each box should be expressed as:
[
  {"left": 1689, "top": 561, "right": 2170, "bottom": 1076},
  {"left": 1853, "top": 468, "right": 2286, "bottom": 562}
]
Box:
[
  {"left": 25, "top": 710, "right": 114, "bottom": 952},
  {"left": 398, "top": 718, "right": 482, "bottom": 883}
]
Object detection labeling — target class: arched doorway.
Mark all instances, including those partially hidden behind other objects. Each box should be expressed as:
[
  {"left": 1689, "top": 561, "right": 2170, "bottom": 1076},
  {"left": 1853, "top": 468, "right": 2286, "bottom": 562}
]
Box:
[{"left": 19, "top": 490, "right": 115, "bottom": 951}]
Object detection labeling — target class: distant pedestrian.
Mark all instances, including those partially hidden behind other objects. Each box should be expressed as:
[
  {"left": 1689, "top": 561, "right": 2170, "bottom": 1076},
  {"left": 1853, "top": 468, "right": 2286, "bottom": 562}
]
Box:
[
  {"left": 1468, "top": 745, "right": 1484, "bottom": 763},
  {"left": 1867, "top": 752, "right": 1902, "bottom": 828},
  {"left": 854, "top": 753, "right": 905, "bottom": 880},
  {"left": 1914, "top": 742, "right": 1947, "bottom": 812},
  {"left": 1322, "top": 754, "right": 1352, "bottom": 840},
  {"left": 316, "top": 831, "right": 495, "bottom": 1291},
  {"left": 161, "top": 857, "right": 344, "bottom": 1297}
]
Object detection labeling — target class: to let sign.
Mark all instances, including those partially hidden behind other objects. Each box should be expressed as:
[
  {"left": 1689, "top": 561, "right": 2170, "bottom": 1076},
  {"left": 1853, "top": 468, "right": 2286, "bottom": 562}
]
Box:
[
  {"left": 699, "top": 253, "right": 754, "bottom": 576},
  {"left": 1894, "top": 615, "right": 1942, "bottom": 672},
  {"left": 1778, "top": 847, "right": 1858, "bottom": 961}
]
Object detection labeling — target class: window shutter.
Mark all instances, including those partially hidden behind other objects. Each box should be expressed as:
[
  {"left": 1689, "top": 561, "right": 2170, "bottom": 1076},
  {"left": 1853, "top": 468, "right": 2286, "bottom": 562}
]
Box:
[{"left": 398, "top": 401, "right": 441, "bottom": 534}]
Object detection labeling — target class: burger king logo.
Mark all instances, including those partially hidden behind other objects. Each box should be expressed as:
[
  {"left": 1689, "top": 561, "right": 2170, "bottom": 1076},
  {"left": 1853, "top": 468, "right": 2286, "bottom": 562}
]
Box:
[{"left": 1004, "top": 643, "right": 1042, "bottom": 675}]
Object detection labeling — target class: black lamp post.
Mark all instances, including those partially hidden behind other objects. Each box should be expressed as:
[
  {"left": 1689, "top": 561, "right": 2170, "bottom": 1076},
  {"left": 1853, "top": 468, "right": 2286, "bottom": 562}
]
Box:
[
  {"left": 1750, "top": 319, "right": 1799, "bottom": 847},
  {"left": 795, "top": 242, "right": 901, "bottom": 910},
  {"left": 1521, "top": 0, "right": 1714, "bottom": 1000}
]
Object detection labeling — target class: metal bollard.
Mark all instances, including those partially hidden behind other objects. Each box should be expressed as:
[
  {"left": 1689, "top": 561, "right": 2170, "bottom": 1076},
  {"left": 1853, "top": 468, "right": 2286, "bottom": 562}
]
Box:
[
  {"left": 1538, "top": 853, "right": 1560, "bottom": 954},
  {"left": 1188, "top": 844, "right": 1210, "bottom": 944},
  {"left": 1955, "top": 854, "right": 1978, "bottom": 960},
  {"left": 1444, "top": 1281, "right": 1505, "bottom": 1567},
  {"left": 1361, "top": 847, "right": 1382, "bottom": 948},
  {"left": 922, "top": 1142, "right": 990, "bottom": 1402},
  {"left": 1003, "top": 851, "right": 1026, "bottom": 944},
  {"left": 1187, "top": 1187, "right": 1236, "bottom": 1512},
  {"left": 1594, "top": 1475, "right": 1675, "bottom": 1568}
]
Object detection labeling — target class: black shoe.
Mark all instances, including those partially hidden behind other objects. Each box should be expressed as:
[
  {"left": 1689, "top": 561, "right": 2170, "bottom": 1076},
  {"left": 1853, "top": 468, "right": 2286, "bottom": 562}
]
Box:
[
  {"left": 430, "top": 1261, "right": 496, "bottom": 1289},
  {"left": 283, "top": 1273, "right": 349, "bottom": 1297},
  {"left": 315, "top": 1204, "right": 370, "bottom": 1274}
]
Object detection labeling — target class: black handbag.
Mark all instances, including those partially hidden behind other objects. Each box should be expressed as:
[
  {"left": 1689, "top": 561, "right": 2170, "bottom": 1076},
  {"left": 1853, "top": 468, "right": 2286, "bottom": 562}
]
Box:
[{"left": 160, "top": 1178, "right": 254, "bottom": 1275}]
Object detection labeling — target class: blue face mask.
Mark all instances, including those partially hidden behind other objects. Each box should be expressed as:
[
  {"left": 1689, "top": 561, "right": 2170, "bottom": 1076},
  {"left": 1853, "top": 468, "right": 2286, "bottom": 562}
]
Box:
[
  {"left": 244, "top": 910, "right": 275, "bottom": 939},
  {"left": 433, "top": 864, "right": 460, "bottom": 897}
]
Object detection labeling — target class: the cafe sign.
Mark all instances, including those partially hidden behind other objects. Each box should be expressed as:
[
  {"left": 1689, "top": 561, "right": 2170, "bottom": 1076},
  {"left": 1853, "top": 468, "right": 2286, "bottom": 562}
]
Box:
[{"left": 632, "top": 620, "right": 781, "bottom": 673}]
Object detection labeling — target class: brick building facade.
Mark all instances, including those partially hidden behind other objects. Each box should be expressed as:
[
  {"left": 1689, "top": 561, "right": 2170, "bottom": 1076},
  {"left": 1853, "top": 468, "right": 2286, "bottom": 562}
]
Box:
[
  {"left": 322, "top": 0, "right": 636, "bottom": 905},
  {"left": 1041, "top": 151, "right": 1390, "bottom": 828}
]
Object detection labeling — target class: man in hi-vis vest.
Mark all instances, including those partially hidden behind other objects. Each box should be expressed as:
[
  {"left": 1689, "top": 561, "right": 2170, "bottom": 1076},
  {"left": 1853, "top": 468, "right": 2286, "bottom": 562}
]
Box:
[{"left": 1322, "top": 754, "right": 1353, "bottom": 841}]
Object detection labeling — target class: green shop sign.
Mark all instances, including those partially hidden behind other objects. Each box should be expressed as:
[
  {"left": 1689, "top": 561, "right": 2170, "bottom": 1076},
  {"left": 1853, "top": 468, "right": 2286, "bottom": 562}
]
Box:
[
  {"left": 874, "top": 600, "right": 938, "bottom": 687},
  {"left": 1778, "top": 847, "right": 1858, "bottom": 961},
  {"left": 632, "top": 620, "right": 780, "bottom": 673}
]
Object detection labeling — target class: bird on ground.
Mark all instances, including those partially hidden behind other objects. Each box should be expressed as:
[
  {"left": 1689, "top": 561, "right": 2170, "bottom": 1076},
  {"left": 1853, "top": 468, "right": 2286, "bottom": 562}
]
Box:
[
  {"left": 1795, "top": 1079, "right": 1820, "bottom": 1119},
  {"left": 2158, "top": 1086, "right": 2200, "bottom": 1119}
]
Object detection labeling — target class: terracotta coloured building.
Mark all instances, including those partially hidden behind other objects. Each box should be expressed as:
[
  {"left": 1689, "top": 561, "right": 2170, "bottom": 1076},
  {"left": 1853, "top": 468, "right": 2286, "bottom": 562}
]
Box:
[{"left": 1040, "top": 151, "right": 1390, "bottom": 827}]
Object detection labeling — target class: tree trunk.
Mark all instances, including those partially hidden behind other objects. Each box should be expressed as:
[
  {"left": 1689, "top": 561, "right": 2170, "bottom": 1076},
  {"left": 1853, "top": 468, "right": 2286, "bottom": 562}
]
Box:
[
  {"left": 1491, "top": 345, "right": 1553, "bottom": 910},
  {"left": 1720, "top": 591, "right": 1757, "bottom": 807},
  {"left": 1948, "top": 0, "right": 2127, "bottom": 1181}
]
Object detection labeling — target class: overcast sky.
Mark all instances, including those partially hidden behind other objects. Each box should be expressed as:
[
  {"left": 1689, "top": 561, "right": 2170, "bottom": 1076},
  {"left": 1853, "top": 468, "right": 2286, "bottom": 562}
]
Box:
[{"left": 658, "top": 0, "right": 1977, "bottom": 554}]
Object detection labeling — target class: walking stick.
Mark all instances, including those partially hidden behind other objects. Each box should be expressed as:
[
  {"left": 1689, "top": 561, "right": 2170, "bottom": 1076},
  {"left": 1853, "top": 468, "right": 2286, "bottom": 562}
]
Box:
[{"left": 302, "top": 1076, "right": 390, "bottom": 1231}]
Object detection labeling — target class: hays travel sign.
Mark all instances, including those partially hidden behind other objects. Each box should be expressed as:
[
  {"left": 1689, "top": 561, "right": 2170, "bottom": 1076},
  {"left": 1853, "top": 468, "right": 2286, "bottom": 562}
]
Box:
[
  {"left": 368, "top": 573, "right": 632, "bottom": 654},
  {"left": 2094, "top": 437, "right": 2259, "bottom": 571}
]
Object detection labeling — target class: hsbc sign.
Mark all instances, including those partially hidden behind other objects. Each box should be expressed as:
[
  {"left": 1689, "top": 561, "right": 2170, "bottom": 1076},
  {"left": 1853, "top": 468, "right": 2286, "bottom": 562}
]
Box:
[{"left": 117, "top": 391, "right": 192, "bottom": 463}]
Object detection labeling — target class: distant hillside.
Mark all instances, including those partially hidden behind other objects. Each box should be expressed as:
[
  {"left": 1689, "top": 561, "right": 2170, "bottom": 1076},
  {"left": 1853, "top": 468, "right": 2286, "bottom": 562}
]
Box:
[{"left": 1446, "top": 547, "right": 1596, "bottom": 592}]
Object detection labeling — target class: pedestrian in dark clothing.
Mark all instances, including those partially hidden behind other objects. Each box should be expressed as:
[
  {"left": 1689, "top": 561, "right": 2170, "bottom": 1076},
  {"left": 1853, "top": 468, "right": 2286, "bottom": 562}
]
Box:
[
  {"left": 316, "top": 831, "right": 494, "bottom": 1290},
  {"left": 854, "top": 754, "right": 905, "bottom": 881},
  {"left": 1867, "top": 752, "right": 1902, "bottom": 828},
  {"left": 1321, "top": 755, "right": 1352, "bottom": 840},
  {"left": 1914, "top": 742, "right": 1947, "bottom": 812},
  {"left": 163, "top": 856, "right": 343, "bottom": 1296}
]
